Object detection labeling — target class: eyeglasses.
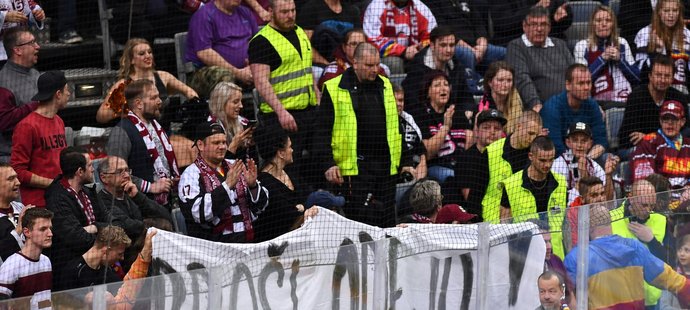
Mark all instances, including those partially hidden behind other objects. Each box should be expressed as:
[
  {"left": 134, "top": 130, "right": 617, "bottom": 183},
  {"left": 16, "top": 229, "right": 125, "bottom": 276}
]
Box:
[
  {"left": 15, "top": 39, "right": 38, "bottom": 47},
  {"left": 103, "top": 168, "right": 132, "bottom": 176}
]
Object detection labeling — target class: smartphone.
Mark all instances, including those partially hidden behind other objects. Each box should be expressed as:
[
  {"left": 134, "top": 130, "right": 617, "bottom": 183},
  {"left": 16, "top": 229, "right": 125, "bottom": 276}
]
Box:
[{"left": 247, "top": 119, "right": 258, "bottom": 128}]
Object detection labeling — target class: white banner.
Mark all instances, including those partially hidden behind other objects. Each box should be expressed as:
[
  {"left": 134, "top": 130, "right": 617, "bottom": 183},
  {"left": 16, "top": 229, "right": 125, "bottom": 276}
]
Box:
[{"left": 151, "top": 208, "right": 545, "bottom": 309}]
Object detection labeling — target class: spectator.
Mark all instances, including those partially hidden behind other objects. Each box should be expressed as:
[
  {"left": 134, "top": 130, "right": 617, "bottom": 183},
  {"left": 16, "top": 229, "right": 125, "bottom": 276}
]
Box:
[
  {"left": 528, "top": 220, "right": 574, "bottom": 305},
  {"left": 574, "top": 5, "right": 640, "bottom": 105},
  {"left": 0, "top": 27, "right": 39, "bottom": 106},
  {"left": 315, "top": 43, "right": 412, "bottom": 227},
  {"left": 208, "top": 82, "right": 254, "bottom": 159},
  {"left": 59, "top": 226, "right": 130, "bottom": 293},
  {"left": 500, "top": 136, "right": 567, "bottom": 259},
  {"left": 394, "top": 84, "right": 427, "bottom": 181},
  {"left": 635, "top": 0, "right": 690, "bottom": 94},
  {"left": 0, "top": 2, "right": 44, "bottom": 62},
  {"left": 425, "top": 0, "right": 505, "bottom": 84},
  {"left": 0, "top": 163, "right": 30, "bottom": 262},
  {"left": 434, "top": 203, "right": 477, "bottom": 224},
  {"left": 564, "top": 176, "right": 607, "bottom": 252},
  {"left": 11, "top": 70, "right": 69, "bottom": 208},
  {"left": 478, "top": 61, "right": 523, "bottom": 135},
  {"left": 178, "top": 122, "right": 268, "bottom": 242},
  {"left": 399, "top": 179, "right": 442, "bottom": 223},
  {"left": 249, "top": 0, "right": 318, "bottom": 185},
  {"left": 660, "top": 234, "right": 690, "bottom": 309},
  {"left": 105, "top": 79, "right": 179, "bottom": 208},
  {"left": 489, "top": 0, "right": 572, "bottom": 47},
  {"left": 0, "top": 28, "right": 41, "bottom": 163},
  {"left": 536, "top": 271, "right": 569, "bottom": 310},
  {"left": 97, "top": 38, "right": 199, "bottom": 124},
  {"left": 506, "top": 6, "right": 574, "bottom": 112},
  {"left": 253, "top": 124, "right": 311, "bottom": 242},
  {"left": 480, "top": 111, "right": 543, "bottom": 223},
  {"left": 565, "top": 204, "right": 690, "bottom": 310},
  {"left": 402, "top": 26, "right": 473, "bottom": 118},
  {"left": 97, "top": 156, "right": 170, "bottom": 243},
  {"left": 0, "top": 207, "right": 53, "bottom": 308},
  {"left": 186, "top": 0, "right": 258, "bottom": 86},
  {"left": 318, "top": 29, "right": 389, "bottom": 90},
  {"left": 296, "top": 0, "right": 361, "bottom": 66},
  {"left": 610, "top": 179, "right": 674, "bottom": 307},
  {"left": 619, "top": 56, "right": 689, "bottom": 152},
  {"left": 62, "top": 228, "right": 158, "bottom": 308},
  {"left": 631, "top": 100, "right": 690, "bottom": 188},
  {"left": 416, "top": 70, "right": 473, "bottom": 183},
  {"left": 551, "top": 122, "right": 618, "bottom": 205},
  {"left": 45, "top": 147, "right": 111, "bottom": 290},
  {"left": 456, "top": 108, "right": 506, "bottom": 219},
  {"left": 541, "top": 64, "right": 608, "bottom": 157},
  {"left": 362, "top": 0, "right": 437, "bottom": 74}
]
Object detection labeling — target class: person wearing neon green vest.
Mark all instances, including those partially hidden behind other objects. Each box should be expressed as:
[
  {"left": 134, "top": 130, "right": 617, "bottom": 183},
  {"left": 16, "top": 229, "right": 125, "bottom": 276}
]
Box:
[
  {"left": 315, "top": 43, "right": 414, "bottom": 227},
  {"left": 500, "top": 136, "right": 568, "bottom": 259},
  {"left": 479, "top": 110, "right": 543, "bottom": 223},
  {"left": 249, "top": 0, "right": 318, "bottom": 186},
  {"left": 610, "top": 179, "right": 674, "bottom": 308}
]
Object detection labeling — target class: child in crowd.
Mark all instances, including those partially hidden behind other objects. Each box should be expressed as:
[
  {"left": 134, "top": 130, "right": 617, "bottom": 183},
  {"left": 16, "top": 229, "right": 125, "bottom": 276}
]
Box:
[{"left": 660, "top": 234, "right": 690, "bottom": 309}]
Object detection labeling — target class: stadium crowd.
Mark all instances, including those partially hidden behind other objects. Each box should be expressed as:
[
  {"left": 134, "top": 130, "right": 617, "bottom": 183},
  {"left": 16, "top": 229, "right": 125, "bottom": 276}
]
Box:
[{"left": 4, "top": 0, "right": 690, "bottom": 308}]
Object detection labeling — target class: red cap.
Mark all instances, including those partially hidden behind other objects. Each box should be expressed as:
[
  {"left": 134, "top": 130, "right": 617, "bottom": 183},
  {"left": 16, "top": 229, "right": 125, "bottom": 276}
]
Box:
[
  {"left": 435, "top": 204, "right": 477, "bottom": 224},
  {"left": 660, "top": 100, "right": 685, "bottom": 119}
]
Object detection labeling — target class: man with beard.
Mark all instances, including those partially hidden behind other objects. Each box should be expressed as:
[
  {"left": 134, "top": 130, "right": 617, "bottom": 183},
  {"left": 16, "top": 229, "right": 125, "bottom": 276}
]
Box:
[
  {"left": 45, "top": 147, "right": 111, "bottom": 290},
  {"left": 0, "top": 163, "right": 33, "bottom": 262},
  {"left": 106, "top": 79, "right": 178, "bottom": 208},
  {"left": 178, "top": 122, "right": 268, "bottom": 242},
  {"left": 0, "top": 207, "right": 54, "bottom": 308},
  {"left": 249, "top": 0, "right": 317, "bottom": 187},
  {"left": 316, "top": 43, "right": 413, "bottom": 227},
  {"left": 500, "top": 136, "right": 568, "bottom": 259}
]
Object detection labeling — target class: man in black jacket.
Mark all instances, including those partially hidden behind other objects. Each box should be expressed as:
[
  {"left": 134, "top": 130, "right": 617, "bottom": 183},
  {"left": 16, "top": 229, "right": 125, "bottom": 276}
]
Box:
[
  {"left": 0, "top": 163, "right": 27, "bottom": 262},
  {"left": 402, "top": 26, "right": 474, "bottom": 118},
  {"left": 97, "top": 155, "right": 171, "bottom": 243},
  {"left": 45, "top": 147, "right": 111, "bottom": 290}
]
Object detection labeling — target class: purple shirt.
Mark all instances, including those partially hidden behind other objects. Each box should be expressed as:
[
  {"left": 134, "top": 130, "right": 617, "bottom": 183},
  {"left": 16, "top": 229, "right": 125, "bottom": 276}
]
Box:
[{"left": 186, "top": 1, "right": 258, "bottom": 69}]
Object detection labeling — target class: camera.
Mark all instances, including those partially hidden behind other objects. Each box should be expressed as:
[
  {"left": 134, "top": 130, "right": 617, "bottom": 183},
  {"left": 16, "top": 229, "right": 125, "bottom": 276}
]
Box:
[{"left": 400, "top": 171, "right": 414, "bottom": 183}]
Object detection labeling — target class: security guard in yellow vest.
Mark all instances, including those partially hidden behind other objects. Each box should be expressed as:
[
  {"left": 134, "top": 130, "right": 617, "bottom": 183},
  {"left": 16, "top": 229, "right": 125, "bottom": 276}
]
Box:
[
  {"left": 500, "top": 136, "right": 568, "bottom": 259},
  {"left": 249, "top": 0, "right": 317, "bottom": 184},
  {"left": 610, "top": 179, "right": 671, "bottom": 307},
  {"left": 316, "top": 43, "right": 413, "bottom": 227},
  {"left": 480, "top": 111, "right": 543, "bottom": 223}
]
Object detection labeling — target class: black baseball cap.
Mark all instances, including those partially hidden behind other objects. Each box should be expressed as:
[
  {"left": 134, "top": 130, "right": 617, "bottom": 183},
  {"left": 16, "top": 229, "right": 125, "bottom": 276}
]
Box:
[
  {"left": 32, "top": 71, "right": 67, "bottom": 102},
  {"left": 566, "top": 122, "right": 592, "bottom": 138},
  {"left": 476, "top": 109, "right": 507, "bottom": 126},
  {"left": 192, "top": 122, "right": 225, "bottom": 147}
]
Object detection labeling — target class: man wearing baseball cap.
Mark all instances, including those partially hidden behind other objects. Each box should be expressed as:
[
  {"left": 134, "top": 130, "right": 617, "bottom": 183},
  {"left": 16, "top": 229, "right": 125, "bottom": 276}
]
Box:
[
  {"left": 631, "top": 100, "right": 690, "bottom": 188},
  {"left": 10, "top": 70, "right": 70, "bottom": 208},
  {"left": 552, "top": 122, "right": 619, "bottom": 205},
  {"left": 177, "top": 122, "right": 268, "bottom": 242},
  {"left": 455, "top": 108, "right": 506, "bottom": 217}
]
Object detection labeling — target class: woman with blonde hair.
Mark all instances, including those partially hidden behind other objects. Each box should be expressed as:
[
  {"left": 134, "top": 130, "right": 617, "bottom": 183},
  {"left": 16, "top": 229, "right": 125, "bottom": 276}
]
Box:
[
  {"left": 478, "top": 61, "right": 523, "bottom": 134},
  {"left": 635, "top": 0, "right": 690, "bottom": 94},
  {"left": 208, "top": 81, "right": 254, "bottom": 158},
  {"left": 97, "top": 38, "right": 198, "bottom": 123},
  {"left": 574, "top": 5, "right": 640, "bottom": 104}
]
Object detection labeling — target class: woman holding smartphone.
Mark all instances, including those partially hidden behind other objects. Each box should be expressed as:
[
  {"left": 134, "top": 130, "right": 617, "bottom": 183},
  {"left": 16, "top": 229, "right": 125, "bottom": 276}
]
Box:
[{"left": 208, "top": 81, "right": 255, "bottom": 159}]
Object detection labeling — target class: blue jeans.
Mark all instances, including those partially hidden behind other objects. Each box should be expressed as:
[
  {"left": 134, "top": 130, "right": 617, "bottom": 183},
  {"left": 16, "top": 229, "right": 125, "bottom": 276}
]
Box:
[
  {"left": 427, "top": 165, "right": 454, "bottom": 184},
  {"left": 454, "top": 44, "right": 506, "bottom": 72}
]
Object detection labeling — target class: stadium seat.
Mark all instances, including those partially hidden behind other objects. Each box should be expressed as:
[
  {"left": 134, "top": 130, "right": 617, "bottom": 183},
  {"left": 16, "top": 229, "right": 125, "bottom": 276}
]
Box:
[
  {"left": 174, "top": 32, "right": 195, "bottom": 84},
  {"left": 605, "top": 107, "right": 625, "bottom": 150},
  {"left": 565, "top": 22, "right": 589, "bottom": 50},
  {"left": 570, "top": 1, "right": 600, "bottom": 23},
  {"left": 172, "top": 208, "right": 187, "bottom": 235}
]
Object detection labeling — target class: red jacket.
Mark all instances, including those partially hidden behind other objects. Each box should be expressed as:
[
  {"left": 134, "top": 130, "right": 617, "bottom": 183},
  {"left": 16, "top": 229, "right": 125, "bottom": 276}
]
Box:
[{"left": 363, "top": 0, "right": 437, "bottom": 57}]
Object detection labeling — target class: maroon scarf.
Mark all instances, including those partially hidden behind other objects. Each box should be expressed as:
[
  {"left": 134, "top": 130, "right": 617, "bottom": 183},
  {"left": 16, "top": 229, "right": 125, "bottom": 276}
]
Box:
[
  {"left": 60, "top": 178, "right": 96, "bottom": 225},
  {"left": 126, "top": 111, "right": 179, "bottom": 205},
  {"left": 411, "top": 213, "right": 433, "bottom": 223},
  {"left": 383, "top": 0, "right": 419, "bottom": 46},
  {"left": 586, "top": 48, "right": 614, "bottom": 98},
  {"left": 194, "top": 155, "right": 254, "bottom": 241}
]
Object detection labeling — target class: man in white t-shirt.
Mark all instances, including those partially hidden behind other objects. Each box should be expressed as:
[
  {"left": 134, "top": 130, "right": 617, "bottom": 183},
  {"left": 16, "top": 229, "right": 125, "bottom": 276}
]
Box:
[{"left": 551, "top": 122, "right": 618, "bottom": 205}]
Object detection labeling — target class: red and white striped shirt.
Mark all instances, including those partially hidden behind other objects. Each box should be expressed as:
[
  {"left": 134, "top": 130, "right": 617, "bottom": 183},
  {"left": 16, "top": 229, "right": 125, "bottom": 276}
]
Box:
[{"left": 0, "top": 252, "right": 52, "bottom": 309}]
